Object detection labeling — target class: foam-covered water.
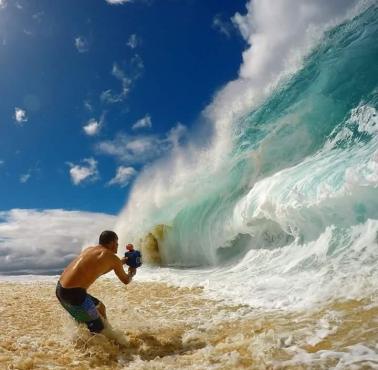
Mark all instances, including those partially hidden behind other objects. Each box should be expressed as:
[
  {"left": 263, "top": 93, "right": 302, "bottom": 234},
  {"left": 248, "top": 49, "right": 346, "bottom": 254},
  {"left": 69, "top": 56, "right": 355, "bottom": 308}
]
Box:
[{"left": 1, "top": 278, "right": 377, "bottom": 369}]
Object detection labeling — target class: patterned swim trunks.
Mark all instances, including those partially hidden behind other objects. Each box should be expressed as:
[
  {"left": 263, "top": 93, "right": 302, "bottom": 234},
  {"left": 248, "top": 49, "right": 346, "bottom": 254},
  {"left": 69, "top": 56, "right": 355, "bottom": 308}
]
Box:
[{"left": 56, "top": 281, "right": 104, "bottom": 333}]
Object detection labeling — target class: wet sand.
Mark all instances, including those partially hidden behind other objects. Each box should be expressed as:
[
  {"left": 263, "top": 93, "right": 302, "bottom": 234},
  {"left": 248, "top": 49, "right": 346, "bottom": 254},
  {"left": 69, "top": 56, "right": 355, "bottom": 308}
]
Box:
[{"left": 0, "top": 278, "right": 377, "bottom": 369}]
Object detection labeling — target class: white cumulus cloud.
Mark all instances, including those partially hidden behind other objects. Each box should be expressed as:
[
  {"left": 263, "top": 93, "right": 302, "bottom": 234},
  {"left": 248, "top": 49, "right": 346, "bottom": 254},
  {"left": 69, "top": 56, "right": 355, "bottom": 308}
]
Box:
[
  {"left": 83, "top": 118, "right": 102, "bottom": 136},
  {"left": 212, "top": 14, "right": 233, "bottom": 38},
  {"left": 19, "top": 173, "right": 31, "bottom": 183},
  {"left": 14, "top": 107, "right": 28, "bottom": 125},
  {"left": 132, "top": 114, "right": 152, "bottom": 130},
  {"left": 127, "top": 34, "right": 139, "bottom": 49},
  {"left": 97, "top": 134, "right": 161, "bottom": 164},
  {"left": 84, "top": 100, "right": 93, "bottom": 111},
  {"left": 75, "top": 36, "right": 89, "bottom": 53},
  {"left": 67, "top": 158, "right": 99, "bottom": 185},
  {"left": 100, "top": 89, "right": 125, "bottom": 104},
  {"left": 0, "top": 209, "right": 117, "bottom": 275},
  {"left": 97, "top": 123, "right": 186, "bottom": 165},
  {"left": 105, "top": 0, "right": 133, "bottom": 4},
  {"left": 101, "top": 58, "right": 144, "bottom": 104},
  {"left": 101, "top": 63, "right": 132, "bottom": 104},
  {"left": 112, "top": 63, "right": 132, "bottom": 92},
  {"left": 32, "top": 11, "right": 44, "bottom": 22},
  {"left": 108, "top": 166, "right": 137, "bottom": 187}
]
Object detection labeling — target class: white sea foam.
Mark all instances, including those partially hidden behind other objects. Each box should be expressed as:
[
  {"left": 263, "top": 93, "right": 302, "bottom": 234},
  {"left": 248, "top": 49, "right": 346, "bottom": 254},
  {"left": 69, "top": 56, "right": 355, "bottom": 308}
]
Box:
[
  {"left": 129, "top": 218, "right": 378, "bottom": 310},
  {"left": 278, "top": 344, "right": 378, "bottom": 369}
]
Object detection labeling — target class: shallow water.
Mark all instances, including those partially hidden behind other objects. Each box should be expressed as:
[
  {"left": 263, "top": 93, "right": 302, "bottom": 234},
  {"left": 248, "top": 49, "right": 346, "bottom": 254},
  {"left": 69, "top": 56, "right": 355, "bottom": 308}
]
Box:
[{"left": 1, "top": 278, "right": 377, "bottom": 369}]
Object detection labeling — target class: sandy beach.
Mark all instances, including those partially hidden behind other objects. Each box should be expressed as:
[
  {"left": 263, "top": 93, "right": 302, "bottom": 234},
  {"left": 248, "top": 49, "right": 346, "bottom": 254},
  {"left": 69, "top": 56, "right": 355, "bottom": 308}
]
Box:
[{"left": 1, "top": 278, "right": 377, "bottom": 369}]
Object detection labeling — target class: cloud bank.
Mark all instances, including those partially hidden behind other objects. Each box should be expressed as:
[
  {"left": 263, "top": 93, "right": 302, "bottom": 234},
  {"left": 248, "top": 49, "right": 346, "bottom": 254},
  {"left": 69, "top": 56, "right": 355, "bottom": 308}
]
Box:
[{"left": 0, "top": 209, "right": 117, "bottom": 275}]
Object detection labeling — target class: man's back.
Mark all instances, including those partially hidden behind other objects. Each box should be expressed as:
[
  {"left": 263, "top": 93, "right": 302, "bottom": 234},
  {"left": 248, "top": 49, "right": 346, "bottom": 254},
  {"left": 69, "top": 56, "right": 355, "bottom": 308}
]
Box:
[{"left": 60, "top": 245, "right": 117, "bottom": 290}]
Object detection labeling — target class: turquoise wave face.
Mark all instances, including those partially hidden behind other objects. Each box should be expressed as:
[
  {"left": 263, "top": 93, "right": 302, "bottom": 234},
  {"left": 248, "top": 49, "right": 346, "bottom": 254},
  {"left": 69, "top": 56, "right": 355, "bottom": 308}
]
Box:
[
  {"left": 235, "top": 4, "right": 378, "bottom": 172},
  {"left": 160, "top": 5, "right": 378, "bottom": 267}
]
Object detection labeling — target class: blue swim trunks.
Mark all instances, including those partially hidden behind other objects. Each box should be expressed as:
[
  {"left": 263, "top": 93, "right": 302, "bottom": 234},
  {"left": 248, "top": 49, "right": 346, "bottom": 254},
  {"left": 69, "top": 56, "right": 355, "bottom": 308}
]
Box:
[{"left": 56, "top": 281, "right": 104, "bottom": 333}]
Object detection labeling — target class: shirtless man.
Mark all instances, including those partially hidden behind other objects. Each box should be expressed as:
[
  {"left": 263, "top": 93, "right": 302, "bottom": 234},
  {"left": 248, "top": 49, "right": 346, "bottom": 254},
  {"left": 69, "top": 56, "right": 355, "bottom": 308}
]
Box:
[{"left": 56, "top": 230, "right": 135, "bottom": 333}]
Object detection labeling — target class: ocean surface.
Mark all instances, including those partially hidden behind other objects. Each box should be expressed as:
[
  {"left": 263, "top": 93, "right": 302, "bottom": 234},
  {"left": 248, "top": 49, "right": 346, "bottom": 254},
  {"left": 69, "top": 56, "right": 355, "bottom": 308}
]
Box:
[{"left": 2, "top": 3, "right": 378, "bottom": 369}]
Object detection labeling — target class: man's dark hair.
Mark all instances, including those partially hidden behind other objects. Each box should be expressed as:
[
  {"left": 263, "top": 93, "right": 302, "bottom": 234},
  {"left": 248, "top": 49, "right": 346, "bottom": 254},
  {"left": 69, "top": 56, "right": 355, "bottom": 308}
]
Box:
[{"left": 99, "top": 230, "right": 118, "bottom": 245}]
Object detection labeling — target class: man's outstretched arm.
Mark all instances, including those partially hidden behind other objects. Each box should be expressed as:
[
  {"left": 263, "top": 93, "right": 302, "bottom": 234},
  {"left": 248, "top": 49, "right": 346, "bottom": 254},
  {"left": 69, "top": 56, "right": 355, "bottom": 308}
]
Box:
[{"left": 113, "top": 256, "right": 133, "bottom": 285}]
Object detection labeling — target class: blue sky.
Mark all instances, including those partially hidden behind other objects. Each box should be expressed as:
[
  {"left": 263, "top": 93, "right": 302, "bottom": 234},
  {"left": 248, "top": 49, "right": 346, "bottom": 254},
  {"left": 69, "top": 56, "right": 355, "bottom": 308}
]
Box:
[{"left": 0, "top": 0, "right": 246, "bottom": 214}]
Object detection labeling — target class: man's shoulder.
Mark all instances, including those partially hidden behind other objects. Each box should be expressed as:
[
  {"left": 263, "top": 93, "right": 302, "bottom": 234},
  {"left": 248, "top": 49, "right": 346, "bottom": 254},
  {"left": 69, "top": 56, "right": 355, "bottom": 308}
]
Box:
[
  {"left": 82, "top": 245, "right": 98, "bottom": 254},
  {"left": 102, "top": 250, "right": 121, "bottom": 264}
]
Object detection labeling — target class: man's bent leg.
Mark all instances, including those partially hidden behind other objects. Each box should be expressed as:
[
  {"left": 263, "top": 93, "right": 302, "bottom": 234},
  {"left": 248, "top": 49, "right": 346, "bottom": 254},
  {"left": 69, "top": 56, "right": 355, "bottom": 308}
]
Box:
[
  {"left": 96, "top": 302, "right": 107, "bottom": 319},
  {"left": 87, "top": 293, "right": 107, "bottom": 320},
  {"left": 81, "top": 295, "right": 105, "bottom": 333},
  {"left": 56, "top": 284, "right": 105, "bottom": 334},
  {"left": 86, "top": 318, "right": 104, "bottom": 333}
]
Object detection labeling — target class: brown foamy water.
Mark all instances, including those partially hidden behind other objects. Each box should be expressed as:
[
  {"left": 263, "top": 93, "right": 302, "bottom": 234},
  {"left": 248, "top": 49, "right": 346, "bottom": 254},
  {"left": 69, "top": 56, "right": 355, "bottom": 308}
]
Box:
[{"left": 0, "top": 278, "right": 377, "bottom": 369}]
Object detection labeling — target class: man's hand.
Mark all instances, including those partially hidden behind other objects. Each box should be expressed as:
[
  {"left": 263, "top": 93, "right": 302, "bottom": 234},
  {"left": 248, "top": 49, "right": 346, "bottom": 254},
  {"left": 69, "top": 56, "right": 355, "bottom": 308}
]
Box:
[
  {"left": 113, "top": 256, "right": 132, "bottom": 285},
  {"left": 128, "top": 267, "right": 137, "bottom": 277},
  {"left": 121, "top": 257, "right": 128, "bottom": 265}
]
